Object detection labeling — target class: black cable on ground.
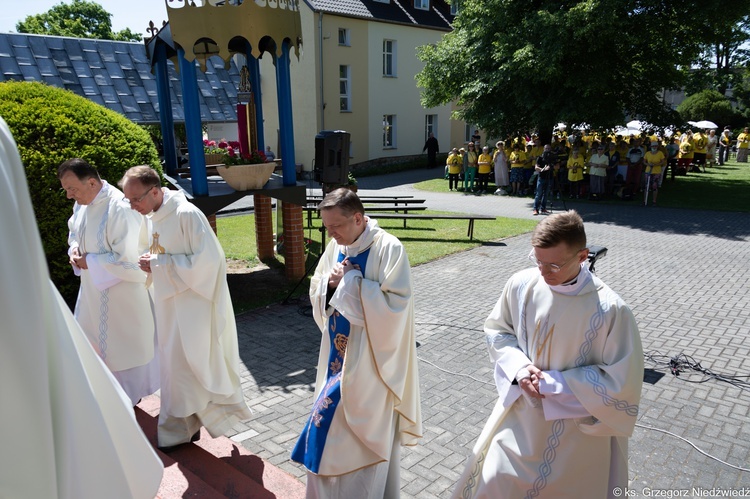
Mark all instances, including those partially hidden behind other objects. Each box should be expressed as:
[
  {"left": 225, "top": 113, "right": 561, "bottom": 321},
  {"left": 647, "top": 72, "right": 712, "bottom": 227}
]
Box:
[{"left": 644, "top": 350, "right": 750, "bottom": 392}]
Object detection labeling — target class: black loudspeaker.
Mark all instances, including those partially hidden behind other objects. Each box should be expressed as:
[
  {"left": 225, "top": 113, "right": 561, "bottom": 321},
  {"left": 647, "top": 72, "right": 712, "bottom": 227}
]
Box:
[{"left": 314, "top": 130, "right": 350, "bottom": 184}]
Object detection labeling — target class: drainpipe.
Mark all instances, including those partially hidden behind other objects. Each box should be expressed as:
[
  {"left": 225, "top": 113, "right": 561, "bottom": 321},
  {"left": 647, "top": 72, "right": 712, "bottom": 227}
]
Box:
[{"left": 319, "top": 11, "right": 324, "bottom": 131}]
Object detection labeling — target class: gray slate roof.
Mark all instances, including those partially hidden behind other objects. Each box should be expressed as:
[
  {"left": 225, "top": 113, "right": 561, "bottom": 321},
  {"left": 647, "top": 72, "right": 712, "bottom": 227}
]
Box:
[
  {"left": 0, "top": 32, "right": 241, "bottom": 124},
  {"left": 307, "top": 0, "right": 454, "bottom": 30}
]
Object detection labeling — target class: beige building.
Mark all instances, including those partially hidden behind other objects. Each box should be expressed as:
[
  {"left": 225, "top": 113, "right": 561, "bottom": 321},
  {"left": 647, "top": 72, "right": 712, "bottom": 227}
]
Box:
[{"left": 255, "top": 0, "right": 466, "bottom": 173}]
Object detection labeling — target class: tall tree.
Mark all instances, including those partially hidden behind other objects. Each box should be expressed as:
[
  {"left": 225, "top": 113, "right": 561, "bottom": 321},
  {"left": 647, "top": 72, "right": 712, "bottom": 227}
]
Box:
[
  {"left": 685, "top": 10, "right": 750, "bottom": 96},
  {"left": 417, "top": 0, "right": 744, "bottom": 140},
  {"left": 16, "top": 0, "right": 141, "bottom": 42},
  {"left": 677, "top": 89, "right": 736, "bottom": 125}
]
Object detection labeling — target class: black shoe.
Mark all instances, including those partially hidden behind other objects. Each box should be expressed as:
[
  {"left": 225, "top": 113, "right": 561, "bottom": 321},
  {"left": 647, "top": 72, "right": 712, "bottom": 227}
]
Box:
[{"left": 158, "top": 431, "right": 201, "bottom": 452}]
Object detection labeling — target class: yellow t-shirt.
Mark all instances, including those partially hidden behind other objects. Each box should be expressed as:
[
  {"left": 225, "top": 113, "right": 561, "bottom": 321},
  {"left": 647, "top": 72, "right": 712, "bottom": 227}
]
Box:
[
  {"left": 478, "top": 153, "right": 492, "bottom": 174},
  {"left": 679, "top": 140, "right": 694, "bottom": 159},
  {"left": 509, "top": 151, "right": 526, "bottom": 168},
  {"left": 567, "top": 156, "right": 584, "bottom": 181},
  {"left": 737, "top": 132, "right": 750, "bottom": 149},
  {"left": 644, "top": 150, "right": 665, "bottom": 175},
  {"left": 447, "top": 153, "right": 462, "bottom": 174},
  {"left": 693, "top": 133, "right": 707, "bottom": 154}
]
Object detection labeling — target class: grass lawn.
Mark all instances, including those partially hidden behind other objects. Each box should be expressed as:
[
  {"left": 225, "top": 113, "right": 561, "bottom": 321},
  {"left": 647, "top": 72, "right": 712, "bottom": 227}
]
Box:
[
  {"left": 217, "top": 211, "right": 537, "bottom": 311},
  {"left": 413, "top": 159, "right": 750, "bottom": 213}
]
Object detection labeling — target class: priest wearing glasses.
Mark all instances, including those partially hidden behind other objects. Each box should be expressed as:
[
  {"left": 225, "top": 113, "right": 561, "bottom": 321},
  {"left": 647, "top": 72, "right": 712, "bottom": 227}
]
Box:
[{"left": 453, "top": 210, "right": 643, "bottom": 499}]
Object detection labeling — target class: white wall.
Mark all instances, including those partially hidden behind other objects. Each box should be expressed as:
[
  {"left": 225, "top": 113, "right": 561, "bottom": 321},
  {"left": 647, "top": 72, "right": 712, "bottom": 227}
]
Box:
[
  {"left": 206, "top": 122, "right": 239, "bottom": 142},
  {"left": 367, "top": 23, "right": 452, "bottom": 159}
]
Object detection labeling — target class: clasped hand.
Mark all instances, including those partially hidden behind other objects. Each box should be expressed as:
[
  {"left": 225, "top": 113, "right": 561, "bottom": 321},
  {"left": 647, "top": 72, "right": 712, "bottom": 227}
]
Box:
[
  {"left": 519, "top": 365, "right": 546, "bottom": 399},
  {"left": 328, "top": 258, "right": 361, "bottom": 289},
  {"left": 70, "top": 247, "right": 88, "bottom": 270},
  {"left": 139, "top": 253, "right": 152, "bottom": 273}
]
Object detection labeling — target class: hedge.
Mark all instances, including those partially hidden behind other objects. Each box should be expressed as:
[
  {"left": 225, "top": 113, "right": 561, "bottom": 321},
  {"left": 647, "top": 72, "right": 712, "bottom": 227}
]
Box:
[{"left": 0, "top": 81, "right": 162, "bottom": 307}]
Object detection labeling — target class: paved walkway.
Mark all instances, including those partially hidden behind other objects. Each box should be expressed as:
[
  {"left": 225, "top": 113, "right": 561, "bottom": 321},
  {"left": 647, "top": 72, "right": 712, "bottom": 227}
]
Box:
[{"left": 228, "top": 168, "right": 750, "bottom": 497}]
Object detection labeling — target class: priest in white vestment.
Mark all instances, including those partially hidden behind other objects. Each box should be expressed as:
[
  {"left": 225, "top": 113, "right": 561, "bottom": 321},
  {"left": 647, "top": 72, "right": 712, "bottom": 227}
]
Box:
[
  {"left": 59, "top": 158, "right": 159, "bottom": 405},
  {"left": 291, "top": 188, "right": 422, "bottom": 498},
  {"left": 120, "top": 165, "right": 252, "bottom": 450},
  {"left": 0, "top": 117, "right": 163, "bottom": 498},
  {"left": 453, "top": 210, "right": 643, "bottom": 499}
]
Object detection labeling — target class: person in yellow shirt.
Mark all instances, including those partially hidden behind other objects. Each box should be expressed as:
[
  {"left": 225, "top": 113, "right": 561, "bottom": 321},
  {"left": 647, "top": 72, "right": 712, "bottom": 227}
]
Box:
[
  {"left": 477, "top": 146, "right": 493, "bottom": 194},
  {"left": 692, "top": 130, "right": 708, "bottom": 172},
  {"left": 737, "top": 127, "right": 749, "bottom": 163},
  {"left": 509, "top": 143, "right": 526, "bottom": 196},
  {"left": 567, "top": 148, "right": 585, "bottom": 198},
  {"left": 678, "top": 132, "right": 694, "bottom": 174},
  {"left": 446, "top": 147, "right": 463, "bottom": 191},
  {"left": 643, "top": 142, "right": 666, "bottom": 206}
]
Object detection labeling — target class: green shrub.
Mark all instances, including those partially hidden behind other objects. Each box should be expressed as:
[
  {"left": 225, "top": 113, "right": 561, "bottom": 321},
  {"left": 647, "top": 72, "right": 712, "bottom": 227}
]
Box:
[{"left": 0, "top": 81, "right": 162, "bottom": 307}]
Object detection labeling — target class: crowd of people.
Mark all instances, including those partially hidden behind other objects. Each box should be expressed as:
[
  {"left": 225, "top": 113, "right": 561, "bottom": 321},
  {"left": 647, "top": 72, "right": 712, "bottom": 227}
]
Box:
[{"left": 445, "top": 125, "right": 748, "bottom": 213}]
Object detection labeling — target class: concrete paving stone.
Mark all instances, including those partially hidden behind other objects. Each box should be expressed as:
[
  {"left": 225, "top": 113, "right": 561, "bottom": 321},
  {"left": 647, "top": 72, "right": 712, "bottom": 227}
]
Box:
[
  {"left": 402, "top": 476, "right": 431, "bottom": 497},
  {"left": 424, "top": 476, "right": 457, "bottom": 498},
  {"left": 271, "top": 432, "right": 300, "bottom": 445},
  {"left": 409, "top": 463, "right": 442, "bottom": 483}
]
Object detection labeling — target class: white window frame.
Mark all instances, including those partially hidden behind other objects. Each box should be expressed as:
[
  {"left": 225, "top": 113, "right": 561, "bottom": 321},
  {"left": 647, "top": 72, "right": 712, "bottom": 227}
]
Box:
[
  {"left": 383, "top": 39, "right": 396, "bottom": 77},
  {"left": 339, "top": 65, "right": 351, "bottom": 112},
  {"left": 383, "top": 115, "right": 396, "bottom": 149},
  {"left": 415, "top": 0, "right": 429, "bottom": 10},
  {"left": 425, "top": 114, "right": 438, "bottom": 142},
  {"left": 450, "top": 0, "right": 459, "bottom": 15},
  {"left": 338, "top": 28, "right": 350, "bottom": 47},
  {"left": 464, "top": 123, "right": 472, "bottom": 143}
]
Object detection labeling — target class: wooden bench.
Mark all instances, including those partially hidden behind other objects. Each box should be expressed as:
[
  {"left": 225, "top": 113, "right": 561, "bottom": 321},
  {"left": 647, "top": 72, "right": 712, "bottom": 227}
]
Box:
[
  {"left": 307, "top": 195, "right": 415, "bottom": 201},
  {"left": 303, "top": 204, "right": 427, "bottom": 228},
  {"left": 368, "top": 213, "right": 495, "bottom": 240},
  {"left": 307, "top": 197, "right": 423, "bottom": 207}
]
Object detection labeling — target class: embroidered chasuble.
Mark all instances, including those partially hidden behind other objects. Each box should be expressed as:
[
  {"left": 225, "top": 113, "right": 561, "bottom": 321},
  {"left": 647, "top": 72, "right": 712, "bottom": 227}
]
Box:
[
  {"left": 295, "top": 217, "right": 422, "bottom": 477},
  {"left": 453, "top": 266, "right": 643, "bottom": 499},
  {"left": 292, "top": 249, "right": 370, "bottom": 473}
]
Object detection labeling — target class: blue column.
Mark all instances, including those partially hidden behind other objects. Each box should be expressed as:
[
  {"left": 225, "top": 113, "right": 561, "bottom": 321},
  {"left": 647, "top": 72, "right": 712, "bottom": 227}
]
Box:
[
  {"left": 244, "top": 42, "right": 265, "bottom": 151},
  {"left": 154, "top": 42, "right": 177, "bottom": 176},
  {"left": 177, "top": 47, "right": 208, "bottom": 196},
  {"left": 275, "top": 40, "right": 296, "bottom": 186}
]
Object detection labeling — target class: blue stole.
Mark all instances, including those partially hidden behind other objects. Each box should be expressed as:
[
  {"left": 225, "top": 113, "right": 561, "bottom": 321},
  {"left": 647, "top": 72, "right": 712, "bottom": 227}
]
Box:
[{"left": 291, "top": 248, "right": 370, "bottom": 473}]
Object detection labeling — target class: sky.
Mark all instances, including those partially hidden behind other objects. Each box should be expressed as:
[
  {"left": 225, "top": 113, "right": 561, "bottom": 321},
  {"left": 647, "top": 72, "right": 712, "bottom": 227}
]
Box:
[{"left": 0, "top": 0, "right": 170, "bottom": 39}]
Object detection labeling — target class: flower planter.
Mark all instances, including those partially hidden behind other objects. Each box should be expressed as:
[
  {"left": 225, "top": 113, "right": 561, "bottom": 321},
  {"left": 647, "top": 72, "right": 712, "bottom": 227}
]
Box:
[
  {"left": 204, "top": 153, "right": 224, "bottom": 166},
  {"left": 216, "top": 162, "right": 276, "bottom": 191}
]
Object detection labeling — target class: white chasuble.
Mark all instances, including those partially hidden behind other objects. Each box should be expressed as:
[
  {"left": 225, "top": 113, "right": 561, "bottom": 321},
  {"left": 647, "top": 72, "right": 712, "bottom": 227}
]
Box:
[
  {"left": 0, "top": 117, "right": 163, "bottom": 499},
  {"left": 66, "top": 181, "right": 155, "bottom": 372},
  {"left": 454, "top": 266, "right": 643, "bottom": 499},
  {"left": 298, "top": 217, "right": 422, "bottom": 477},
  {"left": 147, "top": 189, "right": 251, "bottom": 445}
]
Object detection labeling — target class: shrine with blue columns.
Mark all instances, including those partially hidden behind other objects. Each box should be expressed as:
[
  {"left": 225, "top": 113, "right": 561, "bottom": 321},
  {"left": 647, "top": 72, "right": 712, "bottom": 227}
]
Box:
[{"left": 144, "top": 0, "right": 306, "bottom": 280}]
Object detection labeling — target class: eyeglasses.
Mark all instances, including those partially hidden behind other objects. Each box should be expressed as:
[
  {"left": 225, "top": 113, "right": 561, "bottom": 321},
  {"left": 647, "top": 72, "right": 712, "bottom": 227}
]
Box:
[
  {"left": 124, "top": 185, "right": 155, "bottom": 204},
  {"left": 528, "top": 248, "right": 584, "bottom": 273}
]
